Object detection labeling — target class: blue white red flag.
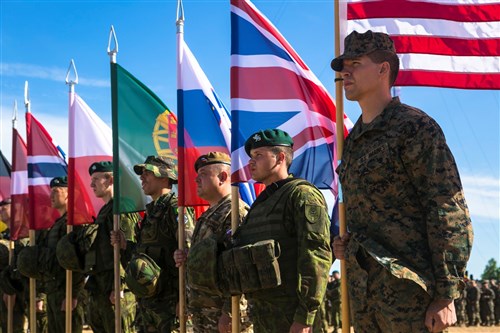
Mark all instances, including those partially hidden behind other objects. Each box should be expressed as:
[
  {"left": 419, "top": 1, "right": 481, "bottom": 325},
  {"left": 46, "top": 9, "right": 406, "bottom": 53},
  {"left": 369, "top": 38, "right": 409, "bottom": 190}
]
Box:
[
  {"left": 68, "top": 92, "right": 113, "bottom": 225},
  {"left": 177, "top": 32, "right": 260, "bottom": 207},
  {"left": 343, "top": 0, "right": 500, "bottom": 89},
  {"left": 26, "top": 112, "right": 67, "bottom": 230},
  {"left": 230, "top": 0, "right": 353, "bottom": 196},
  {"left": 0, "top": 150, "right": 11, "bottom": 202},
  {"left": 10, "top": 128, "right": 29, "bottom": 240}
]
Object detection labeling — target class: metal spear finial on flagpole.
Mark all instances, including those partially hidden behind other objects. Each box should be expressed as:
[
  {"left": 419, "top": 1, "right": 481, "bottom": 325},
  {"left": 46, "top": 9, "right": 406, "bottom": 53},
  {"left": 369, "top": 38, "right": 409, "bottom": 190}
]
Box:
[
  {"left": 12, "top": 100, "right": 17, "bottom": 129},
  {"left": 65, "top": 59, "right": 79, "bottom": 93},
  {"left": 24, "top": 81, "right": 31, "bottom": 114},
  {"left": 176, "top": 0, "right": 185, "bottom": 33},
  {"left": 107, "top": 25, "right": 119, "bottom": 64}
]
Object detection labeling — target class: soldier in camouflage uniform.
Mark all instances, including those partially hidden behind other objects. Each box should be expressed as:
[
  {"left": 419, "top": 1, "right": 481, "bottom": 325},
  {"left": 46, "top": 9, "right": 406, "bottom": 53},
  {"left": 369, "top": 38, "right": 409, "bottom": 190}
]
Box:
[
  {"left": 466, "top": 280, "right": 481, "bottom": 326},
  {"left": 230, "top": 129, "right": 331, "bottom": 332},
  {"left": 326, "top": 271, "right": 341, "bottom": 333},
  {"left": 173, "top": 152, "right": 253, "bottom": 333},
  {"left": 480, "top": 280, "right": 495, "bottom": 326},
  {"left": 332, "top": 30, "right": 473, "bottom": 333},
  {"left": 111, "top": 156, "right": 193, "bottom": 333},
  {"left": 36, "top": 176, "right": 85, "bottom": 332},
  {"left": 454, "top": 285, "right": 467, "bottom": 326},
  {"left": 85, "top": 161, "right": 138, "bottom": 333},
  {"left": 490, "top": 279, "right": 500, "bottom": 326}
]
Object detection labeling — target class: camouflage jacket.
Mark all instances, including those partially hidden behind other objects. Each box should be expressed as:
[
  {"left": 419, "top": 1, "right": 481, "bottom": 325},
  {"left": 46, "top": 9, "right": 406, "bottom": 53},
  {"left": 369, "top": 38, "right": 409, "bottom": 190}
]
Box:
[
  {"left": 233, "top": 176, "right": 332, "bottom": 326},
  {"left": 42, "top": 213, "right": 85, "bottom": 297},
  {"left": 123, "top": 192, "right": 193, "bottom": 302},
  {"left": 86, "top": 199, "right": 138, "bottom": 295},
  {"left": 338, "top": 97, "right": 473, "bottom": 300},
  {"left": 188, "top": 194, "right": 248, "bottom": 312}
]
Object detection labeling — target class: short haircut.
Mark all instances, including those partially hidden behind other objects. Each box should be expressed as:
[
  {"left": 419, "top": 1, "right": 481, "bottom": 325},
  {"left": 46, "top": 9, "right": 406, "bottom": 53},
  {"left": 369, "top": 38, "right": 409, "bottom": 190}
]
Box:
[
  {"left": 269, "top": 146, "right": 294, "bottom": 168},
  {"left": 367, "top": 50, "right": 399, "bottom": 87}
]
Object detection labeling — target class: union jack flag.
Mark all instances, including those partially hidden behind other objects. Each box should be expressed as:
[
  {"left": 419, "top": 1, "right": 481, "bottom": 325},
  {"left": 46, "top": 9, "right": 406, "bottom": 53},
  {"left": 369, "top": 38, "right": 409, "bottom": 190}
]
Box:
[
  {"left": 26, "top": 112, "right": 67, "bottom": 230},
  {"left": 230, "top": 0, "right": 353, "bottom": 197}
]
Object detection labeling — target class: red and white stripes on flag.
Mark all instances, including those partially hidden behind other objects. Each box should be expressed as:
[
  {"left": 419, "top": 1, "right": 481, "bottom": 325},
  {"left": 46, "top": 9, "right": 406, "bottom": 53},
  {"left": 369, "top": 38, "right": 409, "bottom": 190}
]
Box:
[
  {"left": 68, "top": 92, "right": 112, "bottom": 225},
  {"left": 10, "top": 129, "right": 29, "bottom": 240},
  {"left": 343, "top": 0, "right": 500, "bottom": 89}
]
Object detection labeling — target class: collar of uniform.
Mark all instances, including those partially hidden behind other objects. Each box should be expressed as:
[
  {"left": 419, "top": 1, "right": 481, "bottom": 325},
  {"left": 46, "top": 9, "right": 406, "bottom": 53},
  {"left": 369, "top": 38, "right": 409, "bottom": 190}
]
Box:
[
  {"left": 252, "top": 175, "right": 294, "bottom": 206},
  {"left": 203, "top": 194, "right": 231, "bottom": 218},
  {"left": 349, "top": 97, "right": 401, "bottom": 141}
]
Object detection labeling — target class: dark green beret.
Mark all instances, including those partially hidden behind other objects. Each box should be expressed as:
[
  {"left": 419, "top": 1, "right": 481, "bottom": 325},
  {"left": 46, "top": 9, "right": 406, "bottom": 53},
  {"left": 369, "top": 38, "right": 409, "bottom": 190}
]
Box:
[
  {"left": 244, "top": 129, "right": 294, "bottom": 156},
  {"left": 89, "top": 161, "right": 113, "bottom": 175},
  {"left": 134, "top": 156, "right": 178, "bottom": 183},
  {"left": 50, "top": 176, "right": 68, "bottom": 188},
  {"left": 194, "top": 152, "right": 231, "bottom": 172},
  {"left": 0, "top": 198, "right": 11, "bottom": 206}
]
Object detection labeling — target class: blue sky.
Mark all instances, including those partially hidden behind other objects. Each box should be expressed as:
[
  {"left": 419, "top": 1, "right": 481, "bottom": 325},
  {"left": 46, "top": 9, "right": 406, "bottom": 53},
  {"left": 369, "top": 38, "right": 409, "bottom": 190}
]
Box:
[{"left": 0, "top": 0, "right": 498, "bottom": 278}]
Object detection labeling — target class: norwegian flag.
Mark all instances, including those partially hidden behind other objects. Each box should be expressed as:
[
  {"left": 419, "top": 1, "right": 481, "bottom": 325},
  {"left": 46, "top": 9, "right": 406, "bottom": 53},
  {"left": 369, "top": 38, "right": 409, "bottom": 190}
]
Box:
[
  {"left": 26, "top": 112, "right": 67, "bottom": 230},
  {"left": 68, "top": 92, "right": 112, "bottom": 225},
  {"left": 230, "top": 0, "right": 353, "bottom": 196},
  {"left": 344, "top": 0, "right": 500, "bottom": 89},
  {"left": 10, "top": 128, "right": 29, "bottom": 240}
]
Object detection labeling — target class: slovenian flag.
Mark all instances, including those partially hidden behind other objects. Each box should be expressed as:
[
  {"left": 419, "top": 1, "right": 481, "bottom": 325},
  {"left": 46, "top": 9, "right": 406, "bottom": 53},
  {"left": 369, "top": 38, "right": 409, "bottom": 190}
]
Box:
[{"left": 68, "top": 92, "right": 113, "bottom": 225}]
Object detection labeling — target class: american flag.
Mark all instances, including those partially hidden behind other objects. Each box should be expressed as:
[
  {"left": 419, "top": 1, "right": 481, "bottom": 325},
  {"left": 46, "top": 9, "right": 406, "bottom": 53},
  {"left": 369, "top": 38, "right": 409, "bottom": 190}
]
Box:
[
  {"left": 26, "top": 112, "right": 67, "bottom": 230},
  {"left": 343, "top": 0, "right": 500, "bottom": 89},
  {"left": 230, "top": 0, "right": 353, "bottom": 195}
]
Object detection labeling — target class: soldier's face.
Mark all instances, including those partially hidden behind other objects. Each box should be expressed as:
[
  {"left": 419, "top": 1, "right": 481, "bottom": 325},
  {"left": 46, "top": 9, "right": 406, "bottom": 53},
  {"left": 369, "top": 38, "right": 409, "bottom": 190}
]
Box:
[
  {"left": 140, "top": 170, "right": 168, "bottom": 198},
  {"left": 340, "top": 55, "right": 383, "bottom": 101},
  {"left": 195, "top": 165, "right": 221, "bottom": 201},
  {"left": 90, "top": 172, "right": 112, "bottom": 198},
  {"left": 0, "top": 204, "right": 10, "bottom": 222},
  {"left": 50, "top": 186, "right": 68, "bottom": 209},
  {"left": 248, "top": 147, "right": 279, "bottom": 184}
]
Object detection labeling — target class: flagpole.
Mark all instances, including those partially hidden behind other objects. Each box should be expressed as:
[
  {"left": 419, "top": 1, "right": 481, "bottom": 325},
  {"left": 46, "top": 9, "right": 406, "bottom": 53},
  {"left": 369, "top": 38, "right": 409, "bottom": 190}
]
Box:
[
  {"left": 334, "top": 1, "right": 350, "bottom": 332},
  {"left": 230, "top": 185, "right": 241, "bottom": 333},
  {"left": 65, "top": 59, "right": 78, "bottom": 333},
  {"left": 25, "top": 81, "right": 37, "bottom": 333},
  {"left": 7, "top": 101, "right": 18, "bottom": 333},
  {"left": 176, "top": 3, "right": 187, "bottom": 331},
  {"left": 107, "top": 26, "right": 122, "bottom": 333}
]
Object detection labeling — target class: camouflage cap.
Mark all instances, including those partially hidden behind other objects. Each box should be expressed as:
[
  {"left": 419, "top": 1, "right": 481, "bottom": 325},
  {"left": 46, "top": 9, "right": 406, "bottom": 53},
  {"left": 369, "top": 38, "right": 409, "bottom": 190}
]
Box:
[
  {"left": 244, "top": 129, "right": 294, "bottom": 156},
  {"left": 125, "top": 253, "right": 161, "bottom": 298},
  {"left": 50, "top": 176, "right": 68, "bottom": 188},
  {"left": 0, "top": 198, "right": 11, "bottom": 206},
  {"left": 133, "top": 156, "right": 178, "bottom": 183},
  {"left": 89, "top": 161, "right": 113, "bottom": 175},
  {"left": 17, "top": 246, "right": 42, "bottom": 279},
  {"left": 331, "top": 30, "right": 396, "bottom": 71},
  {"left": 56, "top": 233, "right": 85, "bottom": 272},
  {"left": 194, "top": 152, "right": 231, "bottom": 172}
]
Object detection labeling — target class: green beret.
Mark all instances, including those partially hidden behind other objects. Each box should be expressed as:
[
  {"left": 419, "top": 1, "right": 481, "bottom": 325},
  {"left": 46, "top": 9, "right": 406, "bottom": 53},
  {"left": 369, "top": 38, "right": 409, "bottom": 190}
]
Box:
[
  {"left": 194, "top": 152, "right": 231, "bottom": 172},
  {"left": 331, "top": 30, "right": 396, "bottom": 71},
  {"left": 244, "top": 129, "right": 293, "bottom": 156},
  {"left": 0, "top": 198, "right": 11, "bottom": 206},
  {"left": 89, "top": 161, "right": 113, "bottom": 175},
  {"left": 50, "top": 176, "right": 68, "bottom": 188},
  {"left": 133, "top": 156, "right": 178, "bottom": 183}
]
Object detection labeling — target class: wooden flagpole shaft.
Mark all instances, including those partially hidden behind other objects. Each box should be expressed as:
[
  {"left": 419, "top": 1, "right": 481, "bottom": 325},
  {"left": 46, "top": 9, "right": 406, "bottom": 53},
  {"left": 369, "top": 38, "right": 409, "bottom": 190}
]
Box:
[
  {"left": 178, "top": 206, "right": 186, "bottom": 333},
  {"left": 7, "top": 240, "right": 14, "bottom": 333},
  {"left": 113, "top": 215, "right": 122, "bottom": 333},
  {"left": 29, "top": 229, "right": 36, "bottom": 333},
  {"left": 231, "top": 185, "right": 241, "bottom": 333},
  {"left": 334, "top": 0, "right": 351, "bottom": 332},
  {"left": 65, "top": 225, "right": 73, "bottom": 332}
]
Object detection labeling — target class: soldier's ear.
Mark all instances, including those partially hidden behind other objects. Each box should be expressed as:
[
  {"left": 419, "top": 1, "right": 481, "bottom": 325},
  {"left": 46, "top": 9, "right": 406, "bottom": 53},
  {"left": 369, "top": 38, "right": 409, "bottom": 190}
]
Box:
[{"left": 218, "top": 170, "right": 229, "bottom": 183}]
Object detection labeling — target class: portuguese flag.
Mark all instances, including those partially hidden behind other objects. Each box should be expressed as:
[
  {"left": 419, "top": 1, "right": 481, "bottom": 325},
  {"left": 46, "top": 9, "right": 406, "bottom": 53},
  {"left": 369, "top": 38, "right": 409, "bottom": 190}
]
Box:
[{"left": 110, "top": 63, "right": 177, "bottom": 213}]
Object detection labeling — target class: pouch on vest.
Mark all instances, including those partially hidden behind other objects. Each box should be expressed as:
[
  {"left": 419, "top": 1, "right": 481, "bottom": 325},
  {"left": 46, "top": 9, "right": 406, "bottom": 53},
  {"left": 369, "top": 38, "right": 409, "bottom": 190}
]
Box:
[
  {"left": 84, "top": 251, "right": 97, "bottom": 273},
  {"left": 218, "top": 248, "right": 242, "bottom": 296},
  {"left": 186, "top": 236, "right": 220, "bottom": 295},
  {"left": 251, "top": 239, "right": 281, "bottom": 290},
  {"left": 233, "top": 245, "right": 261, "bottom": 293}
]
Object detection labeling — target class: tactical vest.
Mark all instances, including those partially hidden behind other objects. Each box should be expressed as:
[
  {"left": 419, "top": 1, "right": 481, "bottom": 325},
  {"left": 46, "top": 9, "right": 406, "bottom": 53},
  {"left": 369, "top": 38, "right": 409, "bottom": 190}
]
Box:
[
  {"left": 87, "top": 201, "right": 114, "bottom": 273},
  {"left": 234, "top": 179, "right": 309, "bottom": 298},
  {"left": 44, "top": 214, "right": 67, "bottom": 289}
]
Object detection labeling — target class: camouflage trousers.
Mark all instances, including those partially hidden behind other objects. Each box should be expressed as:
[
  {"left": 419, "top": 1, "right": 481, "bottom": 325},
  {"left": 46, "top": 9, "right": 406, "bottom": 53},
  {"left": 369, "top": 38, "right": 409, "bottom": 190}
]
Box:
[
  {"left": 466, "top": 302, "right": 480, "bottom": 326},
  {"left": 190, "top": 306, "right": 253, "bottom": 333},
  {"left": 0, "top": 292, "right": 26, "bottom": 333},
  {"left": 87, "top": 291, "right": 136, "bottom": 333},
  {"left": 331, "top": 301, "right": 341, "bottom": 330},
  {"left": 46, "top": 289, "right": 84, "bottom": 333},
  {"left": 346, "top": 243, "right": 440, "bottom": 333},
  {"left": 135, "top": 295, "right": 177, "bottom": 333}
]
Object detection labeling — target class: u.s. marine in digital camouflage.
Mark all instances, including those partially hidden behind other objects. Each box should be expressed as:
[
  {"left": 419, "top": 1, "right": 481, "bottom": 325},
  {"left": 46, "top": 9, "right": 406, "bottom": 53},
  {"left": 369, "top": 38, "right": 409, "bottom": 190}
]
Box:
[
  {"left": 332, "top": 30, "right": 473, "bottom": 332},
  {"left": 231, "top": 129, "right": 332, "bottom": 332}
]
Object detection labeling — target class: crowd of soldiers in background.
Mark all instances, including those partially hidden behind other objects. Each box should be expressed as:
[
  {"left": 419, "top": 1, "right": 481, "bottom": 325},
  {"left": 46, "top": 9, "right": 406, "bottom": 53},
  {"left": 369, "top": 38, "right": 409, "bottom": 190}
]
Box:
[{"left": 454, "top": 278, "right": 500, "bottom": 327}]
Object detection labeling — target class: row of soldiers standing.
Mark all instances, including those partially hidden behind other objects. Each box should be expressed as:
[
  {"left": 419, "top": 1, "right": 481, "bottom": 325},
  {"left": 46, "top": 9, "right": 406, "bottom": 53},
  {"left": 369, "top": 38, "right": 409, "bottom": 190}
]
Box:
[{"left": 455, "top": 278, "right": 500, "bottom": 327}]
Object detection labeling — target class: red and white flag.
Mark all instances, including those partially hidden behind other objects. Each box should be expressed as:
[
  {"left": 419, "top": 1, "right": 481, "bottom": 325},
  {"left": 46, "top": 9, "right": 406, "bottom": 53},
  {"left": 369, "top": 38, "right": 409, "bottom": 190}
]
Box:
[
  {"left": 68, "top": 92, "right": 112, "bottom": 225},
  {"left": 10, "top": 128, "right": 29, "bottom": 240},
  {"left": 343, "top": 0, "right": 500, "bottom": 89}
]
